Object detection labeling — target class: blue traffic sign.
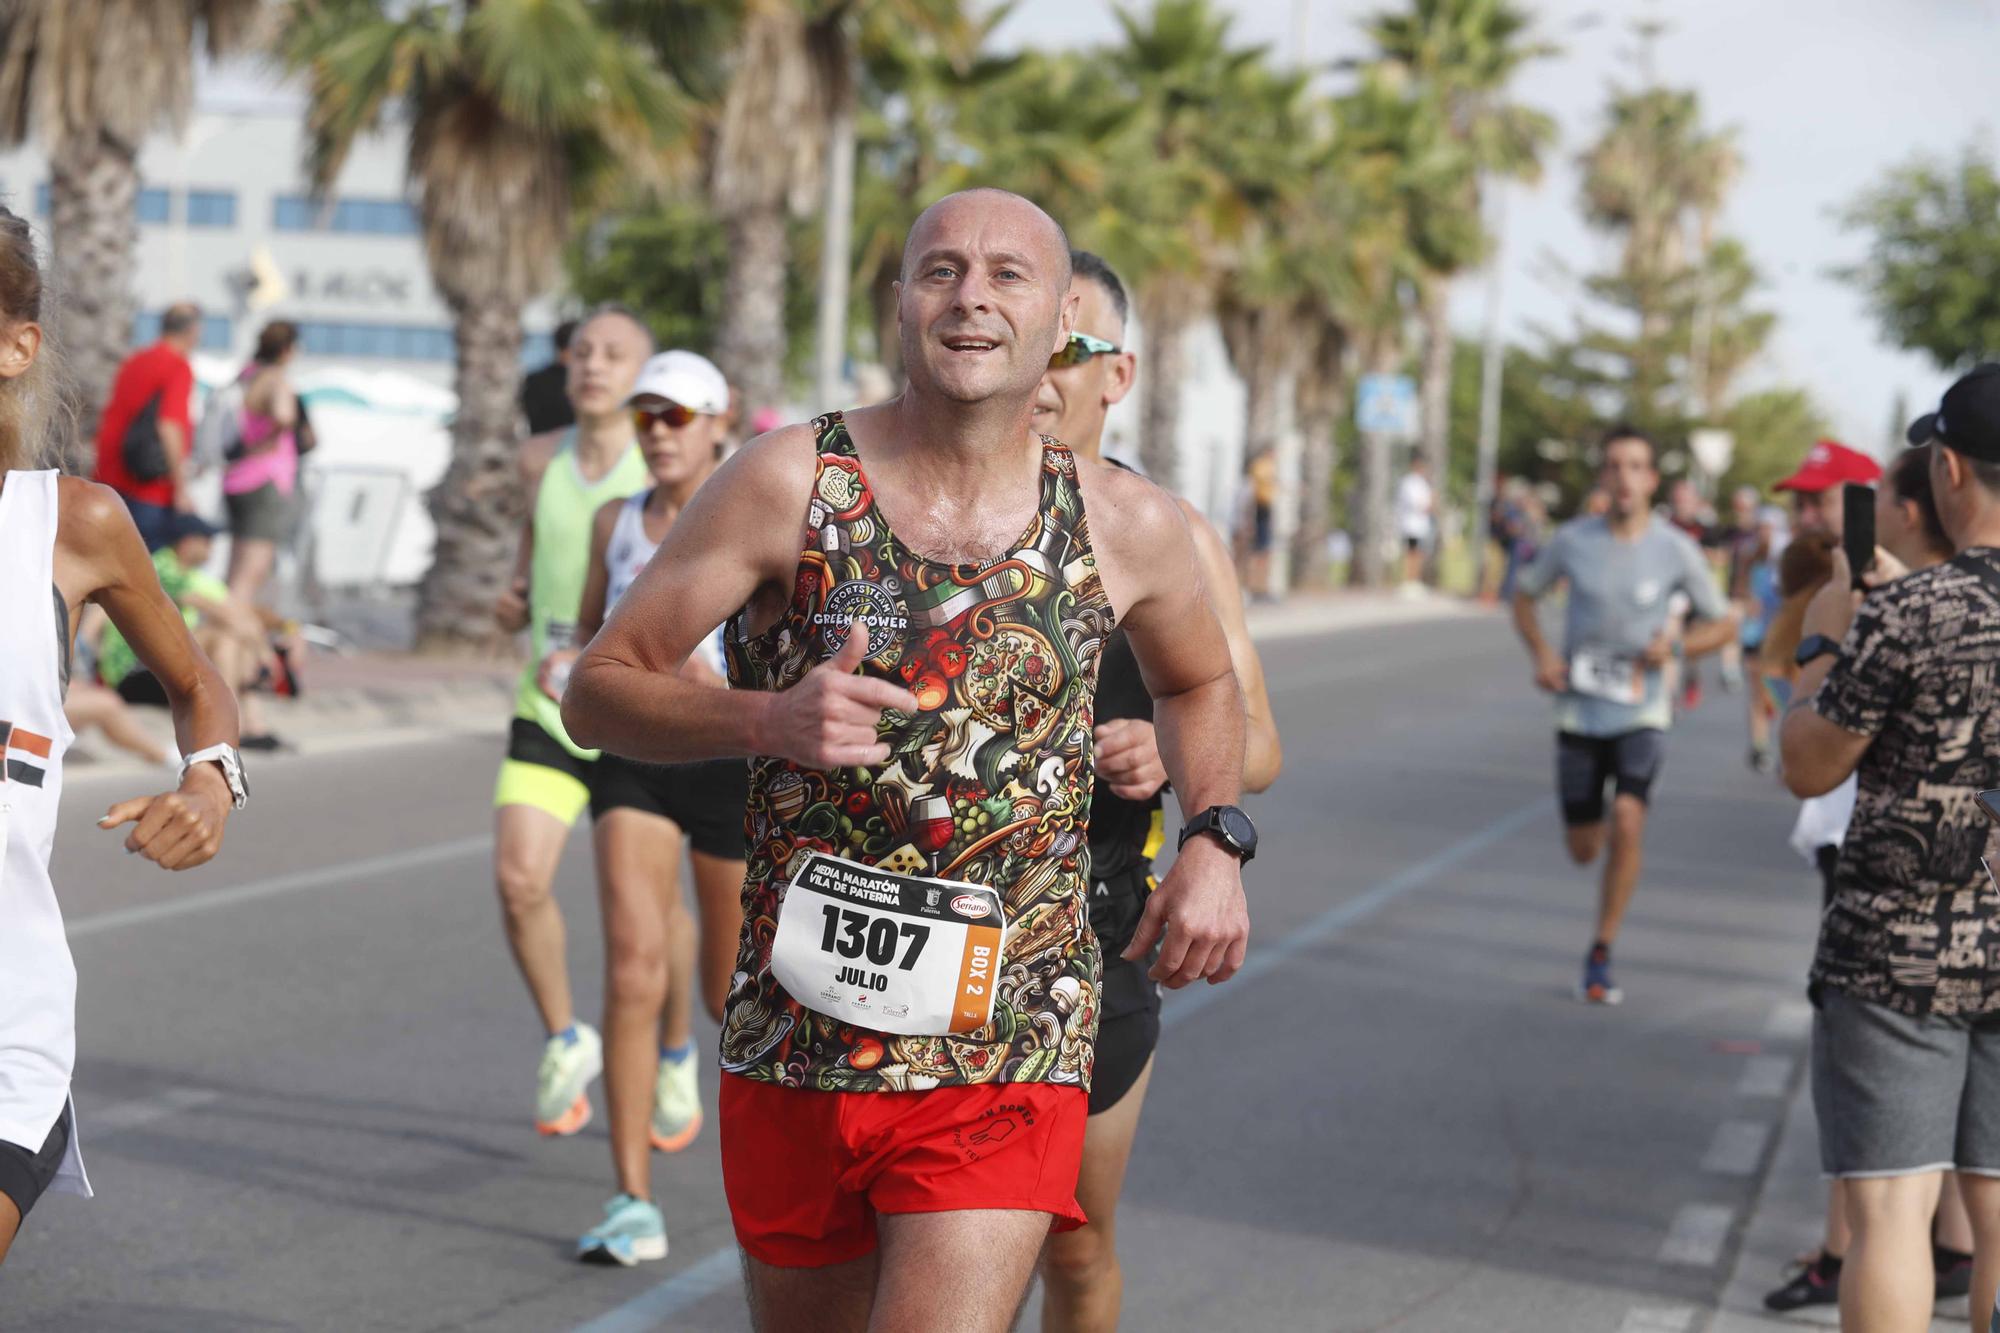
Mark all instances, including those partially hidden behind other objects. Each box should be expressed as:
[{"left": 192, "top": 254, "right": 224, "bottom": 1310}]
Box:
[{"left": 1355, "top": 374, "right": 1419, "bottom": 438}]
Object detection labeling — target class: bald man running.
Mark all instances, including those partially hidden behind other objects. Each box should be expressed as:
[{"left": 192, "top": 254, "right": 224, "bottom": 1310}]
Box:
[{"left": 564, "top": 189, "right": 1256, "bottom": 1332}]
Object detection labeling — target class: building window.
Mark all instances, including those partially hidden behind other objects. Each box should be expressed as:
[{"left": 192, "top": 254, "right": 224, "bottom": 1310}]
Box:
[
  {"left": 297, "top": 320, "right": 454, "bottom": 361},
  {"left": 186, "top": 190, "right": 236, "bottom": 228},
  {"left": 131, "top": 310, "right": 232, "bottom": 352},
  {"left": 273, "top": 193, "right": 420, "bottom": 236},
  {"left": 34, "top": 182, "right": 173, "bottom": 223}
]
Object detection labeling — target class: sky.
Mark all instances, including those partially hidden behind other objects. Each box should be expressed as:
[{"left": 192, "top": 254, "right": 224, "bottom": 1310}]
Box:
[{"left": 989, "top": 0, "right": 2000, "bottom": 456}]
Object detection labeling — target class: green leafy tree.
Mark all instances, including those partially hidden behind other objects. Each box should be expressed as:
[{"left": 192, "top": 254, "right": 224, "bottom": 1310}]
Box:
[
  {"left": 1840, "top": 145, "right": 2000, "bottom": 370},
  {"left": 1365, "top": 0, "right": 1554, "bottom": 505},
  {"left": 0, "top": 0, "right": 262, "bottom": 455},
  {"left": 704, "top": 0, "right": 971, "bottom": 419},
  {"left": 280, "top": 0, "right": 688, "bottom": 649}
]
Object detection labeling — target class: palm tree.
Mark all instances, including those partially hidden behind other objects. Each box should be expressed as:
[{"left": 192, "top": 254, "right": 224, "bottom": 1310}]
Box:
[
  {"left": 0, "top": 0, "right": 262, "bottom": 456},
  {"left": 706, "top": 0, "right": 969, "bottom": 420},
  {"left": 1107, "top": 0, "right": 1266, "bottom": 490},
  {"left": 1327, "top": 68, "right": 1437, "bottom": 588},
  {"left": 846, "top": 11, "right": 1015, "bottom": 382},
  {"left": 1214, "top": 63, "right": 1316, "bottom": 561},
  {"left": 1365, "top": 0, "right": 1554, "bottom": 529},
  {"left": 280, "top": 0, "right": 687, "bottom": 649}
]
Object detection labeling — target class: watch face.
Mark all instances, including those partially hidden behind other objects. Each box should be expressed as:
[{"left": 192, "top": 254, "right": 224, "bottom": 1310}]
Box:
[{"left": 1219, "top": 807, "right": 1256, "bottom": 849}]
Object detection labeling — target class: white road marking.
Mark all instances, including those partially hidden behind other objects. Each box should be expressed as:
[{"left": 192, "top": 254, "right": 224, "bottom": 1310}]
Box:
[
  {"left": 1701, "top": 1120, "right": 1771, "bottom": 1176},
  {"left": 1737, "top": 1053, "right": 1793, "bottom": 1098},
  {"left": 1658, "top": 1203, "right": 1736, "bottom": 1267},
  {"left": 1617, "top": 1308, "right": 1696, "bottom": 1333},
  {"left": 1764, "top": 999, "right": 1813, "bottom": 1040},
  {"left": 566, "top": 1246, "right": 742, "bottom": 1333},
  {"left": 87, "top": 1086, "right": 221, "bottom": 1137},
  {"left": 66, "top": 834, "right": 492, "bottom": 939}
]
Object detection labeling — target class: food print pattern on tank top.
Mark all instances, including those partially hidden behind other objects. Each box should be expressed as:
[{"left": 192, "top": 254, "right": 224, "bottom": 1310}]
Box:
[
  {"left": 721, "top": 413, "right": 1114, "bottom": 1092},
  {"left": 605, "top": 490, "right": 725, "bottom": 677},
  {"left": 0, "top": 470, "right": 89, "bottom": 1196}
]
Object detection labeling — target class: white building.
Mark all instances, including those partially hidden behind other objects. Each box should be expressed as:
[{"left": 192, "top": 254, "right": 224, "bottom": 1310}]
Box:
[{"left": 0, "top": 90, "right": 560, "bottom": 384}]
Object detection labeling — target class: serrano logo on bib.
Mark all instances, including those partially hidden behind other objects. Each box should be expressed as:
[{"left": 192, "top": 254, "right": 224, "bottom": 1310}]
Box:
[
  {"left": 815, "top": 579, "right": 909, "bottom": 662},
  {"left": 950, "top": 894, "right": 990, "bottom": 920}
]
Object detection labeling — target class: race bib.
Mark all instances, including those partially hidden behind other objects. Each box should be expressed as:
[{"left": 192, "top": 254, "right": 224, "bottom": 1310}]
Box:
[
  {"left": 1570, "top": 649, "right": 1643, "bottom": 705},
  {"left": 769, "top": 852, "right": 1005, "bottom": 1037}
]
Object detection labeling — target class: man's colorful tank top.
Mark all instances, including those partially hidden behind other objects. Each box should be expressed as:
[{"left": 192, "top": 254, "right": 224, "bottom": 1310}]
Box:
[{"left": 721, "top": 413, "right": 1114, "bottom": 1092}]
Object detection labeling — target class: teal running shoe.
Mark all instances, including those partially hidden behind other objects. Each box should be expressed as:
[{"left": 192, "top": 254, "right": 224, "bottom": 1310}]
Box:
[{"left": 577, "top": 1194, "right": 668, "bottom": 1266}]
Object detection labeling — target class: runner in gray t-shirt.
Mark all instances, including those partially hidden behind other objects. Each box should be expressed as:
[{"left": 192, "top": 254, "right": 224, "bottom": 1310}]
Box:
[{"left": 1511, "top": 429, "right": 1739, "bottom": 1003}]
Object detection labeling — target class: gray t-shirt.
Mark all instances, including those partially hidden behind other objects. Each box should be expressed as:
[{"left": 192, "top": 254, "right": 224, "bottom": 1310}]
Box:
[{"left": 1516, "top": 514, "right": 1727, "bottom": 736}]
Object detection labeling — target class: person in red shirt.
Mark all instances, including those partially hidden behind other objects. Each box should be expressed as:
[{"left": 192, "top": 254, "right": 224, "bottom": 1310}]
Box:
[{"left": 94, "top": 302, "right": 201, "bottom": 551}]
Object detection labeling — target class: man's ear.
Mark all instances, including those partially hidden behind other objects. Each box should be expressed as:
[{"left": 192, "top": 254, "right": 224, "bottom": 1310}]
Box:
[
  {"left": 1101, "top": 351, "right": 1138, "bottom": 410},
  {"left": 1053, "top": 291, "right": 1080, "bottom": 353}
]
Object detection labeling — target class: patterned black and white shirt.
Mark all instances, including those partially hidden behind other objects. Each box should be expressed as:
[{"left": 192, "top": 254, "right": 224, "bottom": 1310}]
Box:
[{"left": 1812, "top": 548, "right": 2000, "bottom": 1017}]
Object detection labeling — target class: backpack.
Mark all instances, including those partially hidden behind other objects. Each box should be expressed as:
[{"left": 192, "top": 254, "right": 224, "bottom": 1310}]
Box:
[
  {"left": 122, "top": 390, "right": 169, "bottom": 482},
  {"left": 192, "top": 375, "right": 248, "bottom": 476}
]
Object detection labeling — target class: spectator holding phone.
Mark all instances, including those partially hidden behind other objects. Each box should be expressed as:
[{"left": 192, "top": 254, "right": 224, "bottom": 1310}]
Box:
[{"left": 1780, "top": 363, "right": 2000, "bottom": 1330}]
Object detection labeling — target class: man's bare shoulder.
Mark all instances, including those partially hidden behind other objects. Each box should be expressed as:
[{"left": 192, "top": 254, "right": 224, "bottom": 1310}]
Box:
[
  {"left": 1075, "top": 455, "right": 1190, "bottom": 551},
  {"left": 702, "top": 422, "right": 820, "bottom": 506}
]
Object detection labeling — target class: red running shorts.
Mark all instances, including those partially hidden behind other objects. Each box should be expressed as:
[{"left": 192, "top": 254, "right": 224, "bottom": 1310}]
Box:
[{"left": 719, "top": 1073, "right": 1089, "bottom": 1268}]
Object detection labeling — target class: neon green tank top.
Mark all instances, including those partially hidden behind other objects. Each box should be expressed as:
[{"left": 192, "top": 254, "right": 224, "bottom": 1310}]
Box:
[{"left": 513, "top": 430, "right": 649, "bottom": 756}]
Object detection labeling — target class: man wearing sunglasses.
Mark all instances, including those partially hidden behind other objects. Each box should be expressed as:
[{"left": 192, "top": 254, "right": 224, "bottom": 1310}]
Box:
[
  {"left": 1031, "top": 251, "right": 1283, "bottom": 1333},
  {"left": 562, "top": 189, "right": 1253, "bottom": 1333}
]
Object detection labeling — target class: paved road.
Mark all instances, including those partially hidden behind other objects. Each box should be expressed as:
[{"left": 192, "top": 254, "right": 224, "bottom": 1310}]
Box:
[{"left": 2, "top": 615, "right": 1824, "bottom": 1332}]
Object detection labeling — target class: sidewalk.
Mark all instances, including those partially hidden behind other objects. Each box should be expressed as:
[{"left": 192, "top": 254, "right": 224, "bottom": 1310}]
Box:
[
  {"left": 66, "top": 591, "right": 1483, "bottom": 780},
  {"left": 1713, "top": 1062, "right": 1966, "bottom": 1332}
]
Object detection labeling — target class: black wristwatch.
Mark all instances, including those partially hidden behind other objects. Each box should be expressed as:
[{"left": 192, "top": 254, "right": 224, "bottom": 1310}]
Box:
[
  {"left": 1794, "top": 634, "right": 1842, "bottom": 669},
  {"left": 1178, "top": 805, "right": 1257, "bottom": 863}
]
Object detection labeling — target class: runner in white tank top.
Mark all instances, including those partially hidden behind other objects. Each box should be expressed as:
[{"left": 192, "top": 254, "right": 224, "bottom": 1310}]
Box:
[
  {"left": 556, "top": 349, "right": 747, "bottom": 1266},
  {"left": 0, "top": 474, "right": 245, "bottom": 1265},
  {"left": 0, "top": 215, "right": 242, "bottom": 1267}
]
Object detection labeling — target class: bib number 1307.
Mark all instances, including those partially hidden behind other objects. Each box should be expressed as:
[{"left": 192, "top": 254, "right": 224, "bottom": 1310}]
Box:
[{"left": 770, "top": 852, "right": 1006, "bottom": 1037}]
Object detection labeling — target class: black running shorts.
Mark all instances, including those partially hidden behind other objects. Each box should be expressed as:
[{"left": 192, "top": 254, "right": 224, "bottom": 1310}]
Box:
[
  {"left": 0, "top": 1103, "right": 71, "bottom": 1222},
  {"left": 1088, "top": 865, "right": 1163, "bottom": 1115},
  {"left": 588, "top": 754, "right": 749, "bottom": 860},
  {"left": 1555, "top": 729, "right": 1666, "bottom": 827}
]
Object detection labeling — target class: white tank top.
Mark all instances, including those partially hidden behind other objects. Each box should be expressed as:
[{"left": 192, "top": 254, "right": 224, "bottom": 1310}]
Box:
[
  {"left": 606, "top": 489, "right": 726, "bottom": 677},
  {"left": 0, "top": 470, "right": 89, "bottom": 1195}
]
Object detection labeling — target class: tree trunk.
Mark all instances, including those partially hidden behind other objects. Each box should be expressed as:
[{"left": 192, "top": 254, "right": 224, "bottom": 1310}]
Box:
[
  {"left": 415, "top": 296, "right": 523, "bottom": 652},
  {"left": 716, "top": 204, "right": 790, "bottom": 422},
  {"left": 813, "top": 80, "right": 858, "bottom": 413},
  {"left": 48, "top": 133, "right": 141, "bottom": 471},
  {"left": 1418, "top": 277, "right": 1453, "bottom": 585},
  {"left": 1137, "top": 282, "right": 1193, "bottom": 487},
  {"left": 1291, "top": 321, "right": 1347, "bottom": 589},
  {"left": 1349, "top": 338, "right": 1400, "bottom": 590}
]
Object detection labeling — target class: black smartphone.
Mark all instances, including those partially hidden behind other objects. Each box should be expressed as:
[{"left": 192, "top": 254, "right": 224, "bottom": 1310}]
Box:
[
  {"left": 1981, "top": 790, "right": 2000, "bottom": 827},
  {"left": 1842, "top": 482, "right": 1875, "bottom": 590}
]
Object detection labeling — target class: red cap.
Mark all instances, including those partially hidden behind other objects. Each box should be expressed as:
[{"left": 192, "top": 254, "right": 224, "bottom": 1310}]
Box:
[{"left": 1772, "top": 439, "right": 1882, "bottom": 493}]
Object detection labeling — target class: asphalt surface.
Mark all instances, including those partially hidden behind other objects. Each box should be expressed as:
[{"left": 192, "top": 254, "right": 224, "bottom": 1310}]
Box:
[{"left": 1, "top": 614, "right": 1823, "bottom": 1332}]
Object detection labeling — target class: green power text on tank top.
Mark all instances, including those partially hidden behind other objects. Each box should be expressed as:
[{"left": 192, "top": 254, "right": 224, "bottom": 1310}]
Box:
[{"left": 513, "top": 432, "right": 648, "bottom": 757}]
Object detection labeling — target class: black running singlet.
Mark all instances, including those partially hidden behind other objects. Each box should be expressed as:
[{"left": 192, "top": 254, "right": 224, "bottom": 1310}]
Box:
[{"left": 1087, "top": 628, "right": 1162, "bottom": 883}]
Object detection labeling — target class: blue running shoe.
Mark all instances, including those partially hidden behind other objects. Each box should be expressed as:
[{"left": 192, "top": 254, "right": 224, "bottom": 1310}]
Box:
[
  {"left": 577, "top": 1194, "right": 668, "bottom": 1266},
  {"left": 1578, "top": 942, "right": 1623, "bottom": 1005}
]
